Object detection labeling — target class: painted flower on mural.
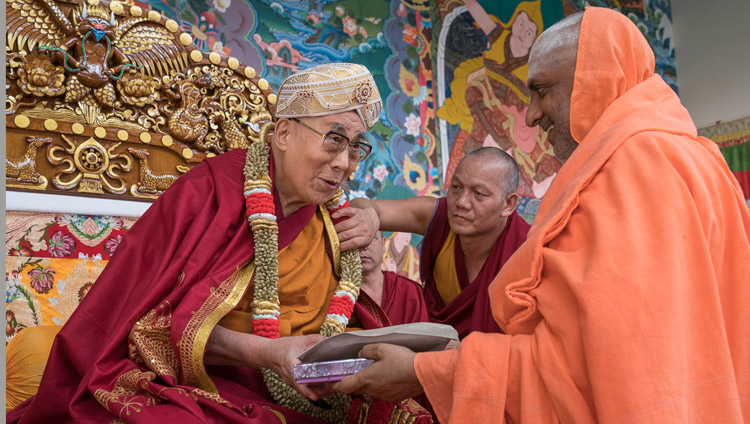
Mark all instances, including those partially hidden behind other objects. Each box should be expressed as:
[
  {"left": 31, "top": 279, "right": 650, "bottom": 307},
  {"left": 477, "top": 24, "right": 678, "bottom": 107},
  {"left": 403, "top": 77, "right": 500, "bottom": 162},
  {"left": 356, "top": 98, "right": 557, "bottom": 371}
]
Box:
[
  {"left": 402, "top": 24, "right": 419, "bottom": 47},
  {"left": 359, "top": 27, "right": 368, "bottom": 38},
  {"left": 396, "top": 3, "right": 408, "bottom": 18},
  {"left": 335, "top": 6, "right": 345, "bottom": 16},
  {"left": 181, "top": 12, "right": 219, "bottom": 51},
  {"left": 209, "top": 38, "right": 230, "bottom": 55},
  {"left": 48, "top": 231, "right": 76, "bottom": 258},
  {"left": 365, "top": 174, "right": 372, "bottom": 183},
  {"left": 364, "top": 17, "right": 381, "bottom": 25},
  {"left": 373, "top": 164, "right": 389, "bottom": 182},
  {"left": 212, "top": 0, "right": 230, "bottom": 13},
  {"left": 103, "top": 235, "right": 123, "bottom": 257},
  {"left": 308, "top": 11, "right": 321, "bottom": 25},
  {"left": 405, "top": 113, "right": 421, "bottom": 137},
  {"left": 412, "top": 86, "right": 429, "bottom": 106},
  {"left": 347, "top": 189, "right": 367, "bottom": 200},
  {"left": 28, "top": 267, "right": 55, "bottom": 294},
  {"left": 342, "top": 16, "right": 358, "bottom": 37}
]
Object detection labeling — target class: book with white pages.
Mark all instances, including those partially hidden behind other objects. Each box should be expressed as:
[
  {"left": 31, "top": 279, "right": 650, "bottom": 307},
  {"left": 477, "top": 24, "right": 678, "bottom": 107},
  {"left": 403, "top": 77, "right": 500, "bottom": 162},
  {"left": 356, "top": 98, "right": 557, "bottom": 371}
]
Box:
[{"left": 293, "top": 322, "right": 459, "bottom": 384}]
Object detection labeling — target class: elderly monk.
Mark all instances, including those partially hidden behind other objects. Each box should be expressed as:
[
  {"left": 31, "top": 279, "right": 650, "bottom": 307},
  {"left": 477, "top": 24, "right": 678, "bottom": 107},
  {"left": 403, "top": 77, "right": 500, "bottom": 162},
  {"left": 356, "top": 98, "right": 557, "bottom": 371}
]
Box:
[
  {"left": 334, "top": 8, "right": 750, "bottom": 423},
  {"left": 7, "top": 63, "right": 432, "bottom": 424},
  {"left": 344, "top": 147, "right": 530, "bottom": 339},
  {"left": 358, "top": 231, "right": 429, "bottom": 326}
]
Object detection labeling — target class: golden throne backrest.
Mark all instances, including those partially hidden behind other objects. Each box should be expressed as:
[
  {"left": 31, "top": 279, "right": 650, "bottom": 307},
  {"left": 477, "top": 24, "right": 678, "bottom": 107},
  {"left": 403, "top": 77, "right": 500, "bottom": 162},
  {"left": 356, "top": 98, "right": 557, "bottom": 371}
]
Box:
[{"left": 6, "top": 0, "right": 276, "bottom": 200}]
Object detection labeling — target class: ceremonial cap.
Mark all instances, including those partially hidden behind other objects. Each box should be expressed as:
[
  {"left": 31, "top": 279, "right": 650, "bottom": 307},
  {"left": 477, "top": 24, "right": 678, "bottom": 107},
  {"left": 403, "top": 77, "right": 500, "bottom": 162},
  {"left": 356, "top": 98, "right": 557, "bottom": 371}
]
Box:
[{"left": 275, "top": 63, "right": 382, "bottom": 129}]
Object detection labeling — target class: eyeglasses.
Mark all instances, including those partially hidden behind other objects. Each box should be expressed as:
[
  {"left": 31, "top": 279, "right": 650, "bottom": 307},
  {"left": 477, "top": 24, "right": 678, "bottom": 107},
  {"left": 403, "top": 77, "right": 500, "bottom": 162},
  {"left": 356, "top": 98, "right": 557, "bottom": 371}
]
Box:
[{"left": 289, "top": 118, "right": 372, "bottom": 163}]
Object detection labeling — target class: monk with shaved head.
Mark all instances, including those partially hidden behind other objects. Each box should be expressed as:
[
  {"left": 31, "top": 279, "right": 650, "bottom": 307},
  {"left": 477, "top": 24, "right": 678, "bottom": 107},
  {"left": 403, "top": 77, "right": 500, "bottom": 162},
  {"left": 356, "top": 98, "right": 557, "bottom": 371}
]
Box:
[
  {"left": 333, "top": 7, "right": 750, "bottom": 423},
  {"left": 342, "top": 146, "right": 530, "bottom": 339}
]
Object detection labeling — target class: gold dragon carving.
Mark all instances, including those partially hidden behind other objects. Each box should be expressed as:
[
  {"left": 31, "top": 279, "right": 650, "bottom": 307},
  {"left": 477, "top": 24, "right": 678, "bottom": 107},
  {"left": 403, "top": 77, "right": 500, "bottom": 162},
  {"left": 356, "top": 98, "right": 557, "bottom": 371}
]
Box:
[{"left": 6, "top": 0, "right": 276, "bottom": 199}]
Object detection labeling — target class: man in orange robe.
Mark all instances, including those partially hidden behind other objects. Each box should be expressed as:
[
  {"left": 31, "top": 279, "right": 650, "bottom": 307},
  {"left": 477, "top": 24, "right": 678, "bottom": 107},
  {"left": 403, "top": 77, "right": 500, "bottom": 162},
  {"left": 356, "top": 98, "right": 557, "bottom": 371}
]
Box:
[{"left": 334, "top": 8, "right": 750, "bottom": 422}]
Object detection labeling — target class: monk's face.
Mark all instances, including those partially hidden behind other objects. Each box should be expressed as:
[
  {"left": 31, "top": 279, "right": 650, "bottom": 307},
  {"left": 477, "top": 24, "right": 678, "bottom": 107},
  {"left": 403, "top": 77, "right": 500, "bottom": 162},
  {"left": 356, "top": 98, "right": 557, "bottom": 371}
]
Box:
[
  {"left": 275, "top": 111, "right": 364, "bottom": 208},
  {"left": 525, "top": 31, "right": 578, "bottom": 161},
  {"left": 447, "top": 156, "right": 513, "bottom": 238},
  {"left": 359, "top": 232, "right": 385, "bottom": 274}
]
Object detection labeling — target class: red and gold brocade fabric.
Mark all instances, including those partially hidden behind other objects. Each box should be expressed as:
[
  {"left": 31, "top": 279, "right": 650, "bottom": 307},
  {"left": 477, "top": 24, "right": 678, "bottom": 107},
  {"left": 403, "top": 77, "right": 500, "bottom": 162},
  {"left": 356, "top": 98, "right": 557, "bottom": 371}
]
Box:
[{"left": 6, "top": 211, "right": 137, "bottom": 339}]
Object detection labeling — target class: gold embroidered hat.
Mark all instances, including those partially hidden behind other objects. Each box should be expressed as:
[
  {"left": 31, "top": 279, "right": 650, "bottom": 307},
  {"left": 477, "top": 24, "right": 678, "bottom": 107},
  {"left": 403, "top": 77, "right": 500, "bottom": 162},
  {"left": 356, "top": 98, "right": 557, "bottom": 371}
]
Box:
[{"left": 275, "top": 63, "right": 382, "bottom": 129}]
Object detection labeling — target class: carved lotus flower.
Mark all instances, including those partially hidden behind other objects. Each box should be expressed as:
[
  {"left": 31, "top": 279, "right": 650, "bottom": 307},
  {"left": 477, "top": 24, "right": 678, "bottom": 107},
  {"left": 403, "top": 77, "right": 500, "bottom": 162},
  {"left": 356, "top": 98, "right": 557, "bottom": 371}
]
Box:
[
  {"left": 117, "top": 70, "right": 160, "bottom": 107},
  {"left": 18, "top": 52, "right": 66, "bottom": 97}
]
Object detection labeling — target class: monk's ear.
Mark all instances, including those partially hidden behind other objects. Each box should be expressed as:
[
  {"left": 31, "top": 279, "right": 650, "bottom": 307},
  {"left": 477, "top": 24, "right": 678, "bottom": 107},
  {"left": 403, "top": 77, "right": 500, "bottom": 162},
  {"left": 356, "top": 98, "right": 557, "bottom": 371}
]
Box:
[
  {"left": 273, "top": 118, "right": 290, "bottom": 152},
  {"left": 501, "top": 192, "right": 519, "bottom": 217}
]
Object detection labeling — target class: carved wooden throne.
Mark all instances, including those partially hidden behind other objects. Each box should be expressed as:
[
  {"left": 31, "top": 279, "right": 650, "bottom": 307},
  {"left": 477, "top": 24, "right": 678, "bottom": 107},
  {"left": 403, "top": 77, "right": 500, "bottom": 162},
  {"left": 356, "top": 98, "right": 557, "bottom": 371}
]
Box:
[{"left": 6, "top": 0, "right": 276, "bottom": 201}]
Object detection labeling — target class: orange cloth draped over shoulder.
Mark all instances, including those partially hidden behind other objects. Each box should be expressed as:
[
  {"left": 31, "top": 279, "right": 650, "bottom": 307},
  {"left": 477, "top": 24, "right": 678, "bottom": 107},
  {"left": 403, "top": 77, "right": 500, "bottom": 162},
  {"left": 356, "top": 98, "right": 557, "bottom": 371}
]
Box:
[
  {"left": 414, "top": 7, "right": 750, "bottom": 423},
  {"left": 219, "top": 209, "right": 361, "bottom": 336}
]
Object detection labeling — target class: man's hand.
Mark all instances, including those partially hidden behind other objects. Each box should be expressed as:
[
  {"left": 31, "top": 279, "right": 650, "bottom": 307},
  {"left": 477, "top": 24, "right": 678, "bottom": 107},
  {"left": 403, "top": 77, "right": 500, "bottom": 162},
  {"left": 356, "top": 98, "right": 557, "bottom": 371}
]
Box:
[
  {"left": 332, "top": 343, "right": 423, "bottom": 404},
  {"left": 333, "top": 206, "right": 379, "bottom": 251},
  {"left": 264, "top": 334, "right": 333, "bottom": 401}
]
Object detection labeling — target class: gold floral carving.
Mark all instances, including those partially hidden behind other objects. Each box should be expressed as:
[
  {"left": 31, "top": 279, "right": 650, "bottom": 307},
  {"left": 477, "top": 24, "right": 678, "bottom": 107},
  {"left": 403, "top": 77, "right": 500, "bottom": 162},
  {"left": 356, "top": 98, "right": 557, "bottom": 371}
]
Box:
[
  {"left": 6, "top": 136, "right": 52, "bottom": 189},
  {"left": 128, "top": 301, "right": 179, "bottom": 379},
  {"left": 48, "top": 135, "right": 133, "bottom": 194},
  {"left": 6, "top": 0, "right": 275, "bottom": 200}
]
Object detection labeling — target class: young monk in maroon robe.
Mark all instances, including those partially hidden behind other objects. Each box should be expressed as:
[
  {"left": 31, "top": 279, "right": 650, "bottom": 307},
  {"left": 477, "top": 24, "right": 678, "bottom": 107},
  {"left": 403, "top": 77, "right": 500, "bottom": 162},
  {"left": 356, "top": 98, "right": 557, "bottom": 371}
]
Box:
[
  {"left": 344, "top": 147, "right": 530, "bottom": 339},
  {"left": 357, "top": 231, "right": 429, "bottom": 326}
]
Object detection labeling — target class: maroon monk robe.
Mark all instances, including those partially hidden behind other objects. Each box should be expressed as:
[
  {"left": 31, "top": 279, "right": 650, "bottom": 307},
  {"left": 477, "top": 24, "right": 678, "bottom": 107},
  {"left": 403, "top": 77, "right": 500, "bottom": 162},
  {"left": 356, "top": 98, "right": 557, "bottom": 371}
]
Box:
[
  {"left": 7, "top": 149, "right": 431, "bottom": 424},
  {"left": 419, "top": 198, "right": 530, "bottom": 339},
  {"left": 355, "top": 271, "right": 429, "bottom": 328},
  {"left": 7, "top": 149, "right": 324, "bottom": 423}
]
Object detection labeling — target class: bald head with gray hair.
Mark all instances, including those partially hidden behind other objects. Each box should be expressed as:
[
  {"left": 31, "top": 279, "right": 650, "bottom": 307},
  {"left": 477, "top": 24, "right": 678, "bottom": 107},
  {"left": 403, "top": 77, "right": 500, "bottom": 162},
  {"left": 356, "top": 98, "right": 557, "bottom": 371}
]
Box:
[{"left": 459, "top": 147, "right": 520, "bottom": 198}]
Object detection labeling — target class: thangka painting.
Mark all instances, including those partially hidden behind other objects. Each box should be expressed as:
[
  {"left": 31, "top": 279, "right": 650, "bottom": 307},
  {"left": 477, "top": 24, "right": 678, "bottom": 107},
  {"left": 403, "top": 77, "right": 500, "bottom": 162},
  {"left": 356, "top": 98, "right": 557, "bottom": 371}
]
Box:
[
  {"left": 133, "top": 0, "right": 675, "bottom": 216},
  {"left": 432, "top": 0, "right": 677, "bottom": 222},
  {"left": 698, "top": 116, "right": 750, "bottom": 211}
]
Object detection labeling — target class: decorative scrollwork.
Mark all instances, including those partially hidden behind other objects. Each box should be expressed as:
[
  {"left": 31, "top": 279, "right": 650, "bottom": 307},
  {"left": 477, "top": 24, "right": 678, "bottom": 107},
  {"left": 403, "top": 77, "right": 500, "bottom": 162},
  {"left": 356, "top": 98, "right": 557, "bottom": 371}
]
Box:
[
  {"left": 49, "top": 135, "right": 132, "bottom": 194},
  {"left": 6, "top": 0, "right": 276, "bottom": 201}
]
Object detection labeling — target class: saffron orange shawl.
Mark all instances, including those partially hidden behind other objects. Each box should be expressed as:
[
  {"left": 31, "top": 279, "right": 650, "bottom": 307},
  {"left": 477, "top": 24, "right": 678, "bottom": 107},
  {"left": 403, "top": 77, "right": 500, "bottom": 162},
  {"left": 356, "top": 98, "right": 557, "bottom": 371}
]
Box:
[{"left": 415, "top": 7, "right": 750, "bottom": 423}]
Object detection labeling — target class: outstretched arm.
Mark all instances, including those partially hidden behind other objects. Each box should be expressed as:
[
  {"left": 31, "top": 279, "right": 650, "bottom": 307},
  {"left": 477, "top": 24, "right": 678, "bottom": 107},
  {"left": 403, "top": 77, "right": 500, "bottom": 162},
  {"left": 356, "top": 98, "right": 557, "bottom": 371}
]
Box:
[{"left": 333, "top": 196, "right": 438, "bottom": 251}]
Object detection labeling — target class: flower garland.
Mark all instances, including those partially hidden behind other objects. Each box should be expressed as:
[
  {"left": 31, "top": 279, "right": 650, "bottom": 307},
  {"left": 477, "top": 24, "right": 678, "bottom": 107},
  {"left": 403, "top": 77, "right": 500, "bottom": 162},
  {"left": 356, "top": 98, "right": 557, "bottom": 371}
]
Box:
[{"left": 243, "top": 121, "right": 363, "bottom": 422}]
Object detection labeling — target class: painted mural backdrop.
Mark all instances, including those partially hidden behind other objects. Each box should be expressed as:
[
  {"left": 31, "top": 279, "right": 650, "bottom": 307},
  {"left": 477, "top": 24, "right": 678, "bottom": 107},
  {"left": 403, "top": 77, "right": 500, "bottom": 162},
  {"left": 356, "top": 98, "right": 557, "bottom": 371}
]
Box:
[
  {"left": 432, "top": 0, "right": 677, "bottom": 221},
  {"left": 124, "top": 0, "right": 675, "bottom": 273}
]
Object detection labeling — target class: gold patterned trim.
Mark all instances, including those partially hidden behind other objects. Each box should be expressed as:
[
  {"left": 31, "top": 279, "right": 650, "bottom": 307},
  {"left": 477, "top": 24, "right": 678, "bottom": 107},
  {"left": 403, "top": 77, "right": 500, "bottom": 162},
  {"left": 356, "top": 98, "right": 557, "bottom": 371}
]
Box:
[
  {"left": 128, "top": 301, "right": 179, "bottom": 379},
  {"left": 94, "top": 369, "right": 160, "bottom": 418},
  {"left": 178, "top": 262, "right": 256, "bottom": 392},
  {"left": 320, "top": 205, "right": 341, "bottom": 277}
]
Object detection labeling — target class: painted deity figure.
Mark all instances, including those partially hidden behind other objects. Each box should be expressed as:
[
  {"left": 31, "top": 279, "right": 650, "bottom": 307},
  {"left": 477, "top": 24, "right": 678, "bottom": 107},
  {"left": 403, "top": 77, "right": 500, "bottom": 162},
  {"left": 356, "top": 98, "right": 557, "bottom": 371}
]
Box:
[
  {"left": 383, "top": 231, "right": 421, "bottom": 282},
  {"left": 438, "top": 0, "right": 560, "bottom": 198}
]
